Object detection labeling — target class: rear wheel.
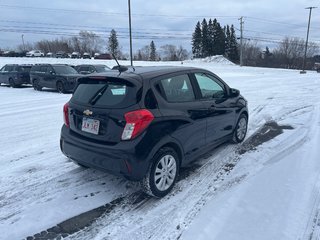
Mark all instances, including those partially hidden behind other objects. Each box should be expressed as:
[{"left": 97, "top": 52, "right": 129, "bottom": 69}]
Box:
[
  {"left": 9, "top": 78, "right": 16, "bottom": 88},
  {"left": 57, "top": 81, "right": 66, "bottom": 94},
  {"left": 33, "top": 79, "right": 42, "bottom": 91},
  {"left": 141, "top": 147, "right": 179, "bottom": 198},
  {"left": 232, "top": 114, "right": 248, "bottom": 143}
]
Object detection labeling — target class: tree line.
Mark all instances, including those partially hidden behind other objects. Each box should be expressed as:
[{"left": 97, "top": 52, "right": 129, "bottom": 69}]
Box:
[
  {"left": 5, "top": 21, "right": 320, "bottom": 69},
  {"left": 239, "top": 37, "right": 319, "bottom": 70},
  {"left": 12, "top": 29, "right": 189, "bottom": 61},
  {"left": 192, "top": 18, "right": 239, "bottom": 62}
]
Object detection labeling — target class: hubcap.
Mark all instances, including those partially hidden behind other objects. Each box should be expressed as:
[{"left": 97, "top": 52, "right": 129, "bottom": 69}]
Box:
[
  {"left": 154, "top": 154, "right": 177, "bottom": 191},
  {"left": 237, "top": 117, "right": 247, "bottom": 140}
]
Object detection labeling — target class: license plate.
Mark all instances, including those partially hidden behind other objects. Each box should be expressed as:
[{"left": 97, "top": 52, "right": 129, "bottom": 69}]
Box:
[{"left": 81, "top": 117, "right": 100, "bottom": 135}]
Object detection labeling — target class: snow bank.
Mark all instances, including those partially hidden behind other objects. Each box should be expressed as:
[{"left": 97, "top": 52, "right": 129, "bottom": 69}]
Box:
[{"left": 186, "top": 55, "right": 236, "bottom": 65}]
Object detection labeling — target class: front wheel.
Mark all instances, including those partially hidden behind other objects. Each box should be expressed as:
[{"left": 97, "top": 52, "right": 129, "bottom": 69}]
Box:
[
  {"left": 9, "top": 78, "right": 16, "bottom": 88},
  {"left": 33, "top": 80, "right": 42, "bottom": 91},
  {"left": 141, "top": 147, "right": 179, "bottom": 198},
  {"left": 57, "top": 81, "right": 66, "bottom": 94},
  {"left": 232, "top": 114, "right": 248, "bottom": 143}
]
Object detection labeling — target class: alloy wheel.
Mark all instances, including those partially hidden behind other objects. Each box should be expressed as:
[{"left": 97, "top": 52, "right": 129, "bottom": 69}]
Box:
[{"left": 154, "top": 154, "right": 177, "bottom": 191}]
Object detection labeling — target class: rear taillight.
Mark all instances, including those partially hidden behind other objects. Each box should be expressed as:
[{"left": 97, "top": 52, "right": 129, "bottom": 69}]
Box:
[
  {"left": 121, "top": 109, "right": 154, "bottom": 140},
  {"left": 63, "top": 102, "right": 70, "bottom": 127}
]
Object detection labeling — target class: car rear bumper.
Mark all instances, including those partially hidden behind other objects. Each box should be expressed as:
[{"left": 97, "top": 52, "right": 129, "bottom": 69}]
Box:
[{"left": 60, "top": 125, "right": 149, "bottom": 180}]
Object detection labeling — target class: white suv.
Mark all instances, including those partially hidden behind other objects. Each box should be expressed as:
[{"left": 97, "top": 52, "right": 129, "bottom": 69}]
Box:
[{"left": 26, "top": 50, "right": 44, "bottom": 57}]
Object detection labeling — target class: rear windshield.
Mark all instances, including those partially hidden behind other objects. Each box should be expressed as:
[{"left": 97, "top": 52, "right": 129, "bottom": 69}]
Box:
[{"left": 72, "top": 78, "right": 138, "bottom": 108}]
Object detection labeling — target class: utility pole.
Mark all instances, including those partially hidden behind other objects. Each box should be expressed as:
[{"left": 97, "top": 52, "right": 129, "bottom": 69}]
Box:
[
  {"left": 300, "top": 7, "right": 317, "bottom": 74},
  {"left": 128, "top": 0, "right": 133, "bottom": 67},
  {"left": 21, "top": 34, "right": 25, "bottom": 51},
  {"left": 239, "top": 16, "right": 244, "bottom": 67}
]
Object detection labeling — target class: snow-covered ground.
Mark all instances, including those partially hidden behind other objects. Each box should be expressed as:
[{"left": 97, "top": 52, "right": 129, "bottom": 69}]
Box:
[{"left": 0, "top": 57, "right": 319, "bottom": 240}]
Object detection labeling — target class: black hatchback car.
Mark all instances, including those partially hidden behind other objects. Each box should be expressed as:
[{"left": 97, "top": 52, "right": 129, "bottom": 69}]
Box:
[
  {"left": 0, "top": 64, "right": 32, "bottom": 87},
  {"left": 30, "top": 64, "right": 82, "bottom": 93},
  {"left": 60, "top": 66, "right": 248, "bottom": 197}
]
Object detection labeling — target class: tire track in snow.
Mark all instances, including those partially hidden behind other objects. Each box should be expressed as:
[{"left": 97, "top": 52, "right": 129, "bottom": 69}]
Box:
[
  {"left": 298, "top": 105, "right": 320, "bottom": 240},
  {"left": 69, "top": 108, "right": 314, "bottom": 240},
  {"left": 25, "top": 104, "right": 315, "bottom": 240}
]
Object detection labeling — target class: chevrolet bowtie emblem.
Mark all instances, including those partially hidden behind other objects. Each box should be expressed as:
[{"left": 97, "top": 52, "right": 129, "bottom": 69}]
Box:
[{"left": 83, "top": 109, "right": 93, "bottom": 116}]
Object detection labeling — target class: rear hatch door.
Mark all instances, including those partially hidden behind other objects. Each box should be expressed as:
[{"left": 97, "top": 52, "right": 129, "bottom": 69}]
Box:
[{"left": 68, "top": 76, "right": 141, "bottom": 143}]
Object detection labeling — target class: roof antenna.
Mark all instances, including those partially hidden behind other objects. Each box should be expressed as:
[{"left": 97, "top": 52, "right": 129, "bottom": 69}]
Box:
[{"left": 112, "top": 54, "right": 128, "bottom": 73}]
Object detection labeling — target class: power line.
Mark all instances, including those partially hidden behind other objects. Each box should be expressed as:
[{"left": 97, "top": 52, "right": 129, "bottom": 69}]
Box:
[
  {"left": 245, "top": 16, "right": 320, "bottom": 32},
  {"left": 0, "top": 20, "right": 194, "bottom": 33},
  {"left": 0, "top": 4, "right": 239, "bottom": 19},
  {"left": 245, "top": 16, "right": 306, "bottom": 28}
]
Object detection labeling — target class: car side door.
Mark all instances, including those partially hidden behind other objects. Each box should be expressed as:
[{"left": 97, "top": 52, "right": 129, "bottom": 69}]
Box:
[
  {"left": 39, "top": 66, "right": 48, "bottom": 87},
  {"left": 192, "top": 72, "right": 236, "bottom": 146},
  {"left": 45, "top": 66, "right": 56, "bottom": 88},
  {"left": 152, "top": 73, "right": 207, "bottom": 164}
]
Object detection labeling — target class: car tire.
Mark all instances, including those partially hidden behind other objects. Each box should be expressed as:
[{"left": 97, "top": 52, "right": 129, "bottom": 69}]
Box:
[
  {"left": 140, "top": 147, "right": 179, "bottom": 198},
  {"left": 33, "top": 79, "right": 42, "bottom": 91},
  {"left": 57, "top": 81, "right": 66, "bottom": 94},
  {"left": 9, "top": 78, "right": 16, "bottom": 88},
  {"left": 231, "top": 114, "right": 248, "bottom": 143}
]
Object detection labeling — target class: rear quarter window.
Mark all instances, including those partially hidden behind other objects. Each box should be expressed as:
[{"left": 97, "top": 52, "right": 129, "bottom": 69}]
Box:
[
  {"left": 72, "top": 78, "right": 138, "bottom": 108},
  {"left": 18, "top": 66, "right": 32, "bottom": 72}
]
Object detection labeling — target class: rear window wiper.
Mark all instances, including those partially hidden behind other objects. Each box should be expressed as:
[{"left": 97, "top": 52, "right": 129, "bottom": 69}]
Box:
[{"left": 88, "top": 83, "right": 109, "bottom": 105}]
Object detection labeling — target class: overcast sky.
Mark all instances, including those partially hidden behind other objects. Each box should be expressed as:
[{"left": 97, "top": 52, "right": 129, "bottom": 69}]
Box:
[{"left": 0, "top": 0, "right": 319, "bottom": 53}]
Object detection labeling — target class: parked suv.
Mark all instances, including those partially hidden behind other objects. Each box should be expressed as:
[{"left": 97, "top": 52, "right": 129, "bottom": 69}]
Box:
[
  {"left": 60, "top": 66, "right": 248, "bottom": 197},
  {"left": 30, "top": 64, "right": 82, "bottom": 93},
  {"left": 0, "top": 64, "right": 32, "bottom": 87},
  {"left": 75, "top": 64, "right": 111, "bottom": 75}
]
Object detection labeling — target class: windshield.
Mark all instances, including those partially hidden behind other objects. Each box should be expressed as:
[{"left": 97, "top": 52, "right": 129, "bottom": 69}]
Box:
[
  {"left": 53, "top": 65, "right": 78, "bottom": 74},
  {"left": 95, "top": 65, "right": 111, "bottom": 73}
]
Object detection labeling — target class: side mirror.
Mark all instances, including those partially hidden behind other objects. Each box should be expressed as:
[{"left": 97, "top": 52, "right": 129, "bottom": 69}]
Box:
[{"left": 230, "top": 88, "right": 240, "bottom": 98}]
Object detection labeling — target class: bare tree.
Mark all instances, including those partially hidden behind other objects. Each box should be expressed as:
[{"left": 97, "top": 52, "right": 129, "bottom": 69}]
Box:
[
  {"left": 241, "top": 40, "right": 261, "bottom": 66},
  {"left": 17, "top": 42, "right": 33, "bottom": 52},
  {"left": 274, "top": 37, "right": 304, "bottom": 68},
  {"left": 160, "top": 44, "right": 178, "bottom": 61},
  {"left": 176, "top": 45, "right": 189, "bottom": 61}
]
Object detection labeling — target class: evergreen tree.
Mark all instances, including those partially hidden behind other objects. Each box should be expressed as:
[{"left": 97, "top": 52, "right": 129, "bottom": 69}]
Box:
[
  {"left": 108, "top": 29, "right": 119, "bottom": 57},
  {"left": 192, "top": 21, "right": 202, "bottom": 58},
  {"left": 137, "top": 50, "right": 142, "bottom": 60},
  {"left": 228, "top": 25, "right": 239, "bottom": 62},
  {"left": 201, "top": 18, "right": 210, "bottom": 57},
  {"left": 213, "top": 20, "right": 225, "bottom": 55},
  {"left": 225, "top": 25, "right": 232, "bottom": 57},
  {"left": 207, "top": 19, "right": 215, "bottom": 56},
  {"left": 149, "top": 41, "right": 156, "bottom": 61}
]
